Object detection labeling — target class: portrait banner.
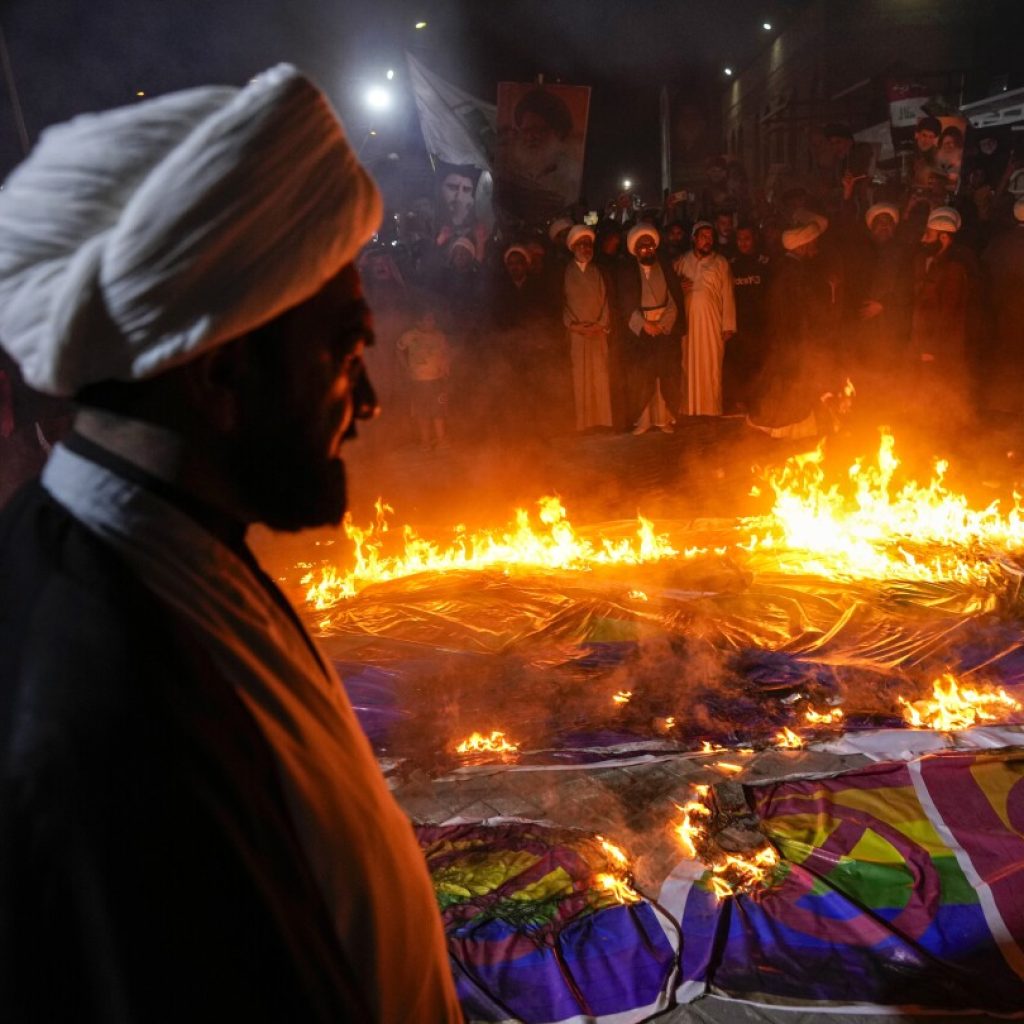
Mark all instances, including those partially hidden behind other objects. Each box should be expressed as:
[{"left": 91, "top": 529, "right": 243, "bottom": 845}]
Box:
[{"left": 494, "top": 82, "right": 590, "bottom": 226}]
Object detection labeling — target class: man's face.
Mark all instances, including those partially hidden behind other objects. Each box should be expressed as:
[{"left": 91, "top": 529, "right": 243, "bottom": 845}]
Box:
[
  {"left": 441, "top": 173, "right": 475, "bottom": 226},
  {"left": 915, "top": 128, "right": 938, "bottom": 153},
  {"left": 870, "top": 214, "right": 896, "bottom": 245},
  {"left": 694, "top": 226, "right": 714, "bottom": 256},
  {"left": 735, "top": 227, "right": 755, "bottom": 255},
  {"left": 505, "top": 252, "right": 528, "bottom": 283},
  {"left": 666, "top": 224, "right": 685, "bottom": 250},
  {"left": 526, "top": 242, "right": 546, "bottom": 274},
  {"left": 634, "top": 235, "right": 659, "bottom": 265},
  {"left": 518, "top": 111, "right": 556, "bottom": 153},
  {"left": 571, "top": 237, "right": 594, "bottom": 264},
  {"left": 230, "top": 263, "right": 376, "bottom": 531},
  {"left": 714, "top": 215, "right": 733, "bottom": 239}
]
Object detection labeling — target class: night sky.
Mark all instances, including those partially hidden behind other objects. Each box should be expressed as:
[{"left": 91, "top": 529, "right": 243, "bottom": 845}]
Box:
[{"left": 1, "top": 0, "right": 800, "bottom": 202}]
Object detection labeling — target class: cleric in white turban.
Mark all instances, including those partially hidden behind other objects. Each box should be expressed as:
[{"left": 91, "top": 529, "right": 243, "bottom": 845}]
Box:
[
  {"left": 626, "top": 222, "right": 660, "bottom": 256},
  {"left": 0, "top": 65, "right": 462, "bottom": 1024}
]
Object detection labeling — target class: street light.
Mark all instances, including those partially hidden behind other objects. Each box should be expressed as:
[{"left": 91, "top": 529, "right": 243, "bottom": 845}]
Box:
[
  {"left": 365, "top": 85, "right": 391, "bottom": 111},
  {"left": 762, "top": 21, "right": 772, "bottom": 30},
  {"left": 414, "top": 21, "right": 427, "bottom": 29},
  {"left": 723, "top": 67, "right": 733, "bottom": 76},
  {"left": 386, "top": 69, "right": 395, "bottom": 80},
  {"left": 622, "top": 178, "right": 632, "bottom": 190}
]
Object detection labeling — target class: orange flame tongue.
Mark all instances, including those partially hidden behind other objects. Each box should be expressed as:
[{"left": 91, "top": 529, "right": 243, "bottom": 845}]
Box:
[
  {"left": 455, "top": 730, "right": 520, "bottom": 755},
  {"left": 899, "top": 673, "right": 1022, "bottom": 732}
]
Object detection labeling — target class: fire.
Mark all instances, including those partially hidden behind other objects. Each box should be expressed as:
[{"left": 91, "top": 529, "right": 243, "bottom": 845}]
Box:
[
  {"left": 455, "top": 730, "right": 520, "bottom": 756},
  {"left": 804, "top": 706, "right": 844, "bottom": 725},
  {"left": 594, "top": 836, "right": 640, "bottom": 904},
  {"left": 612, "top": 690, "right": 632, "bottom": 705},
  {"left": 303, "top": 495, "right": 679, "bottom": 608},
  {"left": 774, "top": 726, "right": 804, "bottom": 749},
  {"left": 899, "top": 673, "right": 1022, "bottom": 732},
  {"left": 672, "top": 785, "right": 780, "bottom": 899},
  {"left": 747, "top": 429, "right": 1024, "bottom": 584},
  {"left": 595, "top": 872, "right": 640, "bottom": 904}
]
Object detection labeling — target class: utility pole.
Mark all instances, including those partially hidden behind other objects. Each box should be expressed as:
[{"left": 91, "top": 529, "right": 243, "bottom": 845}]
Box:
[
  {"left": 0, "top": 22, "right": 29, "bottom": 157},
  {"left": 659, "top": 85, "right": 671, "bottom": 195}
]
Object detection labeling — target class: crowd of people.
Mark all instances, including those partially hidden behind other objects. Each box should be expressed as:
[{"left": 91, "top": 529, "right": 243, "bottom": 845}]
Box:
[{"left": 358, "top": 121, "right": 1024, "bottom": 450}]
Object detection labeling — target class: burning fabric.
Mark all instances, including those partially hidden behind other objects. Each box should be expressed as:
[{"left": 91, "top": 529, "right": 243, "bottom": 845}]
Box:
[{"left": 280, "top": 430, "right": 1024, "bottom": 1018}]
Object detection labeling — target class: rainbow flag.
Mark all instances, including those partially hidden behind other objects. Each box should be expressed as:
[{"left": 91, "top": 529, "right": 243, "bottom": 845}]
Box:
[{"left": 666, "top": 749, "right": 1024, "bottom": 1011}]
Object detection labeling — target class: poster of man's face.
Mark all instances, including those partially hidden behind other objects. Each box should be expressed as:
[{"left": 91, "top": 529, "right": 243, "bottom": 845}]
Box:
[
  {"left": 493, "top": 83, "right": 591, "bottom": 225},
  {"left": 436, "top": 163, "right": 481, "bottom": 228},
  {"left": 911, "top": 114, "right": 966, "bottom": 195}
]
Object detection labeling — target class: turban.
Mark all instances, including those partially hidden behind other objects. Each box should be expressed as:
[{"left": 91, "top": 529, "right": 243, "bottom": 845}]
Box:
[
  {"left": 926, "top": 206, "right": 960, "bottom": 233},
  {"left": 691, "top": 220, "right": 713, "bottom": 239},
  {"left": 0, "top": 64, "right": 381, "bottom": 396},
  {"left": 626, "top": 223, "right": 660, "bottom": 255},
  {"left": 1015, "top": 197, "right": 1024, "bottom": 223},
  {"left": 503, "top": 244, "right": 530, "bottom": 265},
  {"left": 547, "top": 217, "right": 574, "bottom": 241},
  {"left": 865, "top": 202, "right": 900, "bottom": 229},
  {"left": 447, "top": 235, "right": 478, "bottom": 262},
  {"left": 566, "top": 225, "right": 595, "bottom": 250},
  {"left": 782, "top": 218, "right": 825, "bottom": 251}
]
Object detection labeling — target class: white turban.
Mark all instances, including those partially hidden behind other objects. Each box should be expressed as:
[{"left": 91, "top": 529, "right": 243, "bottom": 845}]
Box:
[
  {"left": 447, "top": 235, "right": 478, "bottom": 262},
  {"left": 0, "top": 64, "right": 381, "bottom": 396},
  {"left": 926, "top": 206, "right": 960, "bottom": 234},
  {"left": 566, "top": 225, "right": 595, "bottom": 250},
  {"left": 1015, "top": 197, "right": 1024, "bottom": 223},
  {"left": 503, "top": 244, "right": 530, "bottom": 265},
  {"left": 782, "top": 218, "right": 825, "bottom": 251},
  {"left": 865, "top": 202, "right": 900, "bottom": 229},
  {"left": 626, "top": 223, "right": 660, "bottom": 256},
  {"left": 547, "top": 217, "right": 574, "bottom": 241}
]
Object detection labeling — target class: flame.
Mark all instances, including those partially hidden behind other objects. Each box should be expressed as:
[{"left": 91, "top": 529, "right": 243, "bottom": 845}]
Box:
[
  {"left": 712, "top": 761, "right": 743, "bottom": 773},
  {"left": 455, "top": 730, "right": 520, "bottom": 756},
  {"left": 673, "top": 785, "right": 780, "bottom": 899},
  {"left": 700, "top": 740, "right": 725, "bottom": 753},
  {"left": 748, "top": 429, "right": 1024, "bottom": 584},
  {"left": 774, "top": 726, "right": 804, "bottom": 749},
  {"left": 612, "top": 690, "right": 633, "bottom": 705},
  {"left": 598, "top": 836, "right": 630, "bottom": 869},
  {"left": 804, "top": 706, "right": 844, "bottom": 725},
  {"left": 627, "top": 589, "right": 649, "bottom": 601},
  {"left": 595, "top": 872, "right": 640, "bottom": 904},
  {"left": 899, "top": 673, "right": 1022, "bottom": 732},
  {"left": 305, "top": 495, "right": 679, "bottom": 608}
]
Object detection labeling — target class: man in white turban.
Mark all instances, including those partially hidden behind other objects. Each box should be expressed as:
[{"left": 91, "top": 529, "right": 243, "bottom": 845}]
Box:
[
  {"left": 616, "top": 224, "right": 687, "bottom": 432},
  {"left": 0, "top": 66, "right": 462, "bottom": 1023},
  {"left": 562, "top": 225, "right": 613, "bottom": 430}
]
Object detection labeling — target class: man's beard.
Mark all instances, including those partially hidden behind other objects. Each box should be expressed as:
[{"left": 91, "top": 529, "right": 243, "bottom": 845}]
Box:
[
  {"left": 229, "top": 408, "right": 349, "bottom": 532},
  {"left": 638, "top": 252, "right": 658, "bottom": 265}
]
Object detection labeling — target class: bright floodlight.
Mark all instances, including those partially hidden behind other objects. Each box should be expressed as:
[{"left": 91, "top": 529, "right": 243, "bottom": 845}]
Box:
[
  {"left": 415, "top": 21, "right": 427, "bottom": 29},
  {"left": 386, "top": 69, "right": 395, "bottom": 80},
  {"left": 724, "top": 67, "right": 733, "bottom": 76},
  {"left": 365, "top": 86, "right": 391, "bottom": 110},
  {"left": 763, "top": 21, "right": 772, "bottom": 30},
  {"left": 622, "top": 178, "right": 632, "bottom": 190}
]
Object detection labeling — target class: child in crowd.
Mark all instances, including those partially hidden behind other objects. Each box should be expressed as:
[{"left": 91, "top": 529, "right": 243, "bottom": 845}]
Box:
[{"left": 396, "top": 306, "right": 452, "bottom": 450}]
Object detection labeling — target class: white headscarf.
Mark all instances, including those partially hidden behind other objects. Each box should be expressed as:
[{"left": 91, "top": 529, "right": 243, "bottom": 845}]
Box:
[
  {"left": 865, "top": 202, "right": 900, "bottom": 229},
  {"left": 926, "top": 206, "right": 960, "bottom": 234},
  {"left": 0, "top": 64, "right": 382, "bottom": 396}
]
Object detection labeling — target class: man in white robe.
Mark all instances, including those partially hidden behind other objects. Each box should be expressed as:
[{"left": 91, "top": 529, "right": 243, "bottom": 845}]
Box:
[
  {"left": 674, "top": 221, "right": 736, "bottom": 415},
  {"left": 563, "top": 225, "right": 613, "bottom": 429}
]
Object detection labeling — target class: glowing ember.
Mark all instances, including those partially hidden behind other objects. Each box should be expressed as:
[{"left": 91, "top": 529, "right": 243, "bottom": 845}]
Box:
[
  {"left": 598, "top": 836, "right": 630, "bottom": 869},
  {"left": 804, "top": 706, "right": 844, "bottom": 725},
  {"left": 303, "top": 495, "right": 679, "bottom": 607},
  {"left": 700, "top": 741, "right": 725, "bottom": 753},
  {"left": 612, "top": 690, "right": 633, "bottom": 705},
  {"left": 899, "top": 673, "right": 1022, "bottom": 732},
  {"left": 455, "top": 730, "right": 520, "bottom": 756},
  {"left": 712, "top": 761, "right": 743, "bottom": 773},
  {"left": 627, "top": 589, "right": 649, "bottom": 601},
  {"left": 774, "top": 726, "right": 804, "bottom": 749}
]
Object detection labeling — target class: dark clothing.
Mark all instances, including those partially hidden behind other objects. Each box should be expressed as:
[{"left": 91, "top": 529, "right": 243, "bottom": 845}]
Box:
[
  {"left": 616, "top": 256, "right": 688, "bottom": 423},
  {"left": 725, "top": 251, "right": 772, "bottom": 411},
  {"left": 982, "top": 225, "right": 1024, "bottom": 413},
  {"left": 0, "top": 480, "right": 363, "bottom": 1023}
]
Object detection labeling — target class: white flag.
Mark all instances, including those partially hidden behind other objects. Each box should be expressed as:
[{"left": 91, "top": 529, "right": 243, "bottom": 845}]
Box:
[{"left": 406, "top": 51, "right": 496, "bottom": 169}]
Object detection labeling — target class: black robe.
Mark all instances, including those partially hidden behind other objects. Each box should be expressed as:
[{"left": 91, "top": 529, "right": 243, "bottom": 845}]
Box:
[{"left": 0, "top": 479, "right": 369, "bottom": 1023}]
